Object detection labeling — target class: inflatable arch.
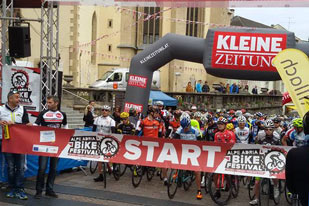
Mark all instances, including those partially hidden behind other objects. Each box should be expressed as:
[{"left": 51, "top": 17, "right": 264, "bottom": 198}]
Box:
[{"left": 124, "top": 27, "right": 309, "bottom": 113}]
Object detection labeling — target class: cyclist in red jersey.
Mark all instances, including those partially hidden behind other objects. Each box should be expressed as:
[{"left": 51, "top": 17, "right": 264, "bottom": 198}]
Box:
[
  {"left": 137, "top": 107, "right": 160, "bottom": 138},
  {"left": 214, "top": 117, "right": 236, "bottom": 143}
]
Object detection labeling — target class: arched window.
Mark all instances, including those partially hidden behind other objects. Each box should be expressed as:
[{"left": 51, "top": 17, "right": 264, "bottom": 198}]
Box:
[{"left": 91, "top": 12, "right": 97, "bottom": 64}]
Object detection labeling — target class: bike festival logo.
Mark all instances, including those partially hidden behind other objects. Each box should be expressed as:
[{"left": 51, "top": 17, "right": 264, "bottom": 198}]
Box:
[
  {"left": 68, "top": 136, "right": 100, "bottom": 157},
  {"left": 98, "top": 136, "right": 119, "bottom": 158},
  {"left": 10, "top": 70, "right": 33, "bottom": 103},
  {"left": 264, "top": 150, "right": 286, "bottom": 173}
]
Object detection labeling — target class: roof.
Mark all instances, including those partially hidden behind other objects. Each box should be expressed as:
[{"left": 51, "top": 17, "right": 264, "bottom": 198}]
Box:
[
  {"left": 149, "top": 91, "right": 178, "bottom": 106},
  {"left": 11, "top": 0, "right": 45, "bottom": 8},
  {"left": 231, "top": 16, "right": 272, "bottom": 29}
]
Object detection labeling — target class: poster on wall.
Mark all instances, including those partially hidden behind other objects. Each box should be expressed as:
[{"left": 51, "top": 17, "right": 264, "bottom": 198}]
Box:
[{"left": 1, "top": 65, "right": 40, "bottom": 112}]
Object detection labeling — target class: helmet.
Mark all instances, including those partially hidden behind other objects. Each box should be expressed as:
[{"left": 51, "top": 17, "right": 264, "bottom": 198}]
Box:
[
  {"left": 303, "top": 111, "right": 309, "bottom": 135},
  {"left": 217, "top": 117, "right": 228, "bottom": 124},
  {"left": 216, "top": 109, "right": 221, "bottom": 113},
  {"left": 244, "top": 113, "right": 251, "bottom": 118},
  {"left": 120, "top": 112, "right": 129, "bottom": 119},
  {"left": 273, "top": 117, "right": 281, "bottom": 123},
  {"left": 102, "top": 105, "right": 111, "bottom": 111},
  {"left": 293, "top": 118, "right": 303, "bottom": 128},
  {"left": 154, "top": 101, "right": 164, "bottom": 106},
  {"left": 194, "top": 112, "right": 202, "bottom": 118},
  {"left": 180, "top": 113, "right": 191, "bottom": 128},
  {"left": 201, "top": 115, "right": 208, "bottom": 125},
  {"left": 235, "top": 110, "right": 243, "bottom": 117},
  {"left": 237, "top": 116, "right": 247, "bottom": 124},
  {"left": 264, "top": 119, "right": 275, "bottom": 128},
  {"left": 256, "top": 112, "right": 263, "bottom": 117},
  {"left": 241, "top": 109, "right": 246, "bottom": 114},
  {"left": 191, "top": 105, "right": 197, "bottom": 110},
  {"left": 226, "top": 123, "right": 234, "bottom": 131},
  {"left": 229, "top": 110, "right": 235, "bottom": 114}
]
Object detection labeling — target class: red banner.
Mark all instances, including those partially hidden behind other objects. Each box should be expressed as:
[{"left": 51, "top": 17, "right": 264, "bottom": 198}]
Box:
[
  {"left": 3, "top": 125, "right": 292, "bottom": 179},
  {"left": 282, "top": 92, "right": 292, "bottom": 106}
]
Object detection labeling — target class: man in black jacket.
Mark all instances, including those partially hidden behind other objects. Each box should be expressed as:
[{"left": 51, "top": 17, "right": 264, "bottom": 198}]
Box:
[
  {"left": 202, "top": 81, "right": 210, "bottom": 93},
  {"left": 286, "top": 111, "right": 309, "bottom": 206}
]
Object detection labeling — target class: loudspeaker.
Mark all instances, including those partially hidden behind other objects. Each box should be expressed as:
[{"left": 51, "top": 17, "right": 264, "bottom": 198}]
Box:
[{"left": 8, "top": 24, "right": 31, "bottom": 58}]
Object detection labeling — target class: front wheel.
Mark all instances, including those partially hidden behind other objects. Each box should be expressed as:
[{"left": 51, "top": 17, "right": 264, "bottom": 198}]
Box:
[
  {"left": 131, "top": 165, "right": 143, "bottom": 188},
  {"left": 208, "top": 173, "right": 232, "bottom": 206},
  {"left": 89, "top": 161, "right": 98, "bottom": 174},
  {"left": 167, "top": 169, "right": 179, "bottom": 199}
]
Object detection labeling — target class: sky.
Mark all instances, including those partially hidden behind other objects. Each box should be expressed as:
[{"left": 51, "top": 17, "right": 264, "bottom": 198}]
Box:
[{"left": 234, "top": 8, "right": 309, "bottom": 41}]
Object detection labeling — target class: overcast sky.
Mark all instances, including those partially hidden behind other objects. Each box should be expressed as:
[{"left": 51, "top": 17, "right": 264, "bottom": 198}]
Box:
[{"left": 234, "top": 8, "right": 309, "bottom": 41}]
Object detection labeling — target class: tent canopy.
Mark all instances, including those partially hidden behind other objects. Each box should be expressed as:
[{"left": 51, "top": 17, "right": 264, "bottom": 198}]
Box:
[{"left": 149, "top": 90, "right": 178, "bottom": 106}]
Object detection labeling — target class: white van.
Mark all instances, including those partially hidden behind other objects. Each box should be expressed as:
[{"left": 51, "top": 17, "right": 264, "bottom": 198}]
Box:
[{"left": 89, "top": 68, "right": 160, "bottom": 91}]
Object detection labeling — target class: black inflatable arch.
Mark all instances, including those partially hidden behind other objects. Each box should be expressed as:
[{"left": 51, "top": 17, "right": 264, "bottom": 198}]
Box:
[{"left": 124, "top": 28, "right": 309, "bottom": 114}]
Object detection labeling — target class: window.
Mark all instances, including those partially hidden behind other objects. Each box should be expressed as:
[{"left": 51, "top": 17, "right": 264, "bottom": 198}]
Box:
[
  {"left": 108, "top": 19, "right": 113, "bottom": 28},
  {"left": 125, "top": 72, "right": 129, "bottom": 82},
  {"left": 186, "top": 8, "right": 204, "bottom": 37},
  {"left": 143, "top": 7, "right": 160, "bottom": 44},
  {"left": 91, "top": 12, "right": 97, "bottom": 64},
  {"left": 108, "top": 45, "right": 112, "bottom": 52},
  {"left": 109, "top": 72, "right": 122, "bottom": 82}
]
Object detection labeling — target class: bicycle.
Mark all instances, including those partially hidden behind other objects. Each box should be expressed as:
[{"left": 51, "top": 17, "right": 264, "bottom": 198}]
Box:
[
  {"left": 131, "top": 165, "right": 156, "bottom": 188},
  {"left": 89, "top": 160, "right": 98, "bottom": 174},
  {"left": 207, "top": 173, "right": 232, "bottom": 206},
  {"left": 258, "top": 178, "right": 281, "bottom": 206},
  {"left": 167, "top": 169, "right": 194, "bottom": 199}
]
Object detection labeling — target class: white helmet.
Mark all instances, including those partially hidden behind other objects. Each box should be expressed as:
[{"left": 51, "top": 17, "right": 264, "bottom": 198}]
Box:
[
  {"left": 102, "top": 105, "right": 111, "bottom": 111},
  {"left": 264, "top": 119, "right": 275, "bottom": 128},
  {"left": 237, "top": 116, "right": 247, "bottom": 123},
  {"left": 155, "top": 101, "right": 164, "bottom": 106},
  {"left": 191, "top": 105, "right": 197, "bottom": 110},
  {"left": 194, "top": 112, "right": 202, "bottom": 118},
  {"left": 235, "top": 110, "right": 243, "bottom": 117}
]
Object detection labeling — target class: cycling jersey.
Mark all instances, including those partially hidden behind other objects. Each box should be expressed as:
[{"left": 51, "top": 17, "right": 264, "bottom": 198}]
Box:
[
  {"left": 203, "top": 124, "right": 218, "bottom": 141},
  {"left": 174, "top": 126, "right": 200, "bottom": 141},
  {"left": 93, "top": 115, "right": 116, "bottom": 133},
  {"left": 116, "top": 122, "right": 135, "bottom": 135},
  {"left": 214, "top": 130, "right": 236, "bottom": 143},
  {"left": 35, "top": 109, "right": 68, "bottom": 129},
  {"left": 138, "top": 117, "right": 160, "bottom": 138},
  {"left": 235, "top": 127, "right": 251, "bottom": 144},
  {"left": 257, "top": 131, "right": 281, "bottom": 146},
  {"left": 274, "top": 127, "right": 283, "bottom": 136},
  {"left": 289, "top": 130, "right": 306, "bottom": 147}
]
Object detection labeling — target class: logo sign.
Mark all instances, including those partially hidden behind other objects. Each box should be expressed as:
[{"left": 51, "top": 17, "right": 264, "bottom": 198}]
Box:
[
  {"left": 68, "top": 136, "right": 100, "bottom": 157},
  {"left": 127, "top": 75, "right": 148, "bottom": 88},
  {"left": 212, "top": 32, "right": 287, "bottom": 72},
  {"left": 99, "top": 136, "right": 119, "bottom": 158},
  {"left": 264, "top": 150, "right": 286, "bottom": 173},
  {"left": 124, "top": 102, "right": 143, "bottom": 113}
]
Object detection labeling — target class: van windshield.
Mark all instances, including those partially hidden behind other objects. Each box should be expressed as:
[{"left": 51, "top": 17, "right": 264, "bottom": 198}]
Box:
[{"left": 99, "top": 71, "right": 113, "bottom": 81}]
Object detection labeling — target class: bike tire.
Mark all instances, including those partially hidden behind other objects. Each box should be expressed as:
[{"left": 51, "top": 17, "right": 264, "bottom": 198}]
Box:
[
  {"left": 119, "top": 164, "right": 128, "bottom": 177},
  {"left": 183, "top": 171, "right": 193, "bottom": 191},
  {"left": 112, "top": 163, "right": 121, "bottom": 181},
  {"left": 248, "top": 177, "right": 255, "bottom": 201},
  {"left": 231, "top": 176, "right": 240, "bottom": 198},
  {"left": 167, "top": 169, "right": 179, "bottom": 199},
  {"left": 259, "top": 179, "right": 270, "bottom": 206},
  {"left": 102, "top": 162, "right": 107, "bottom": 189},
  {"left": 89, "top": 161, "right": 98, "bottom": 174},
  {"left": 204, "top": 173, "right": 210, "bottom": 194},
  {"left": 132, "top": 165, "right": 143, "bottom": 188},
  {"left": 273, "top": 180, "right": 282, "bottom": 205},
  {"left": 242, "top": 176, "right": 248, "bottom": 186},
  {"left": 284, "top": 184, "right": 292, "bottom": 205},
  {"left": 146, "top": 167, "right": 155, "bottom": 181},
  {"left": 208, "top": 173, "right": 232, "bottom": 206}
]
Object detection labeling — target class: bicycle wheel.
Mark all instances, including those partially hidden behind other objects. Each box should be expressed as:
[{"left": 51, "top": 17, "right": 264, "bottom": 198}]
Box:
[
  {"left": 183, "top": 171, "right": 193, "bottom": 191},
  {"left": 102, "top": 162, "right": 107, "bottom": 189},
  {"left": 248, "top": 177, "right": 256, "bottom": 201},
  {"left": 167, "top": 169, "right": 179, "bottom": 199},
  {"left": 112, "top": 163, "right": 121, "bottom": 181},
  {"left": 259, "top": 179, "right": 270, "bottom": 206},
  {"left": 89, "top": 161, "right": 98, "bottom": 174},
  {"left": 132, "top": 165, "right": 143, "bottom": 188},
  {"left": 119, "top": 164, "right": 128, "bottom": 177},
  {"left": 273, "top": 181, "right": 282, "bottom": 205},
  {"left": 231, "top": 176, "right": 240, "bottom": 198},
  {"left": 284, "top": 184, "right": 292, "bottom": 205},
  {"left": 204, "top": 173, "right": 211, "bottom": 194},
  {"left": 146, "top": 167, "right": 155, "bottom": 181},
  {"left": 242, "top": 176, "right": 249, "bottom": 186},
  {"left": 208, "top": 173, "right": 232, "bottom": 206}
]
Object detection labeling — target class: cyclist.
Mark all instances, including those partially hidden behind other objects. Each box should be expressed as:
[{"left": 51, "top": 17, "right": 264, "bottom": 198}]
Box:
[
  {"left": 128, "top": 108, "right": 139, "bottom": 129},
  {"left": 93, "top": 105, "right": 116, "bottom": 182},
  {"left": 249, "top": 120, "right": 280, "bottom": 205},
  {"left": 286, "top": 111, "right": 309, "bottom": 206},
  {"left": 116, "top": 112, "right": 135, "bottom": 135},
  {"left": 214, "top": 117, "right": 236, "bottom": 144},
  {"left": 173, "top": 112, "right": 203, "bottom": 200},
  {"left": 235, "top": 116, "right": 252, "bottom": 144},
  {"left": 137, "top": 107, "right": 160, "bottom": 138},
  {"left": 191, "top": 112, "right": 202, "bottom": 137},
  {"left": 203, "top": 114, "right": 218, "bottom": 141},
  {"left": 282, "top": 118, "right": 305, "bottom": 147},
  {"left": 273, "top": 117, "right": 283, "bottom": 135}
]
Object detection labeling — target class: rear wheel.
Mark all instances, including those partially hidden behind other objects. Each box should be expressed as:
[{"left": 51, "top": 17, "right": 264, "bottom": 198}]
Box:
[
  {"left": 259, "top": 179, "right": 270, "bottom": 206},
  {"left": 89, "top": 161, "right": 98, "bottom": 174},
  {"left": 284, "top": 184, "right": 292, "bottom": 205},
  {"left": 167, "top": 169, "right": 179, "bottom": 199},
  {"left": 208, "top": 173, "right": 232, "bottom": 206},
  {"left": 248, "top": 177, "right": 256, "bottom": 201},
  {"left": 112, "top": 163, "right": 121, "bottom": 181},
  {"left": 231, "top": 176, "right": 240, "bottom": 198},
  {"left": 146, "top": 167, "right": 155, "bottom": 181},
  {"left": 183, "top": 171, "right": 193, "bottom": 191},
  {"left": 102, "top": 162, "right": 107, "bottom": 189},
  {"left": 131, "top": 165, "right": 143, "bottom": 188}
]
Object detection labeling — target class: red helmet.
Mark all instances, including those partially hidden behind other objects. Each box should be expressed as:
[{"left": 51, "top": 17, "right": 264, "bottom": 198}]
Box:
[
  {"left": 229, "top": 110, "right": 235, "bottom": 114},
  {"left": 241, "top": 109, "right": 246, "bottom": 114}
]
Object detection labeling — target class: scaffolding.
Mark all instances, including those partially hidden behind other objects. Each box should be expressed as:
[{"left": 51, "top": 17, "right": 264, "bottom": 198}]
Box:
[{"left": 0, "top": 0, "right": 60, "bottom": 110}]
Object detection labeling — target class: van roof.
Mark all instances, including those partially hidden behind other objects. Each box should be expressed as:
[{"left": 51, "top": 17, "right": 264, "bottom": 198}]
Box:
[{"left": 111, "top": 68, "right": 129, "bottom": 72}]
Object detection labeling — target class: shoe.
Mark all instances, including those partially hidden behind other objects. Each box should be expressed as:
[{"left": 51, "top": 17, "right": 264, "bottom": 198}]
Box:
[
  {"left": 274, "top": 186, "right": 280, "bottom": 199},
  {"left": 214, "top": 190, "right": 221, "bottom": 199},
  {"left": 46, "top": 191, "right": 58, "bottom": 198},
  {"left": 6, "top": 189, "right": 15, "bottom": 198},
  {"left": 34, "top": 191, "right": 42, "bottom": 199},
  {"left": 164, "top": 178, "right": 168, "bottom": 186},
  {"left": 93, "top": 174, "right": 103, "bottom": 182},
  {"left": 15, "top": 189, "right": 28, "bottom": 200},
  {"left": 249, "top": 199, "right": 259, "bottom": 205},
  {"left": 196, "top": 191, "right": 203, "bottom": 200},
  {"left": 201, "top": 176, "right": 205, "bottom": 188}
]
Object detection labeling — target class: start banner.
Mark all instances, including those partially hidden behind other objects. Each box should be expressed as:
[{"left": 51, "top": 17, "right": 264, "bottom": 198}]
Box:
[{"left": 3, "top": 125, "right": 292, "bottom": 179}]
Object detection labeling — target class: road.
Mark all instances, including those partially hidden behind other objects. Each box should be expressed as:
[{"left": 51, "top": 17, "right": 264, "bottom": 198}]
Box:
[{"left": 0, "top": 167, "right": 290, "bottom": 206}]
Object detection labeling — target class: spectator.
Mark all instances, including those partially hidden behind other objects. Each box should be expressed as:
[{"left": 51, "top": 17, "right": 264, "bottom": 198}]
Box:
[
  {"left": 220, "top": 82, "right": 226, "bottom": 93},
  {"left": 226, "top": 83, "right": 230, "bottom": 94},
  {"left": 230, "top": 83, "right": 239, "bottom": 94},
  {"left": 237, "top": 84, "right": 241, "bottom": 94},
  {"left": 252, "top": 85, "right": 258, "bottom": 94},
  {"left": 0, "top": 91, "right": 31, "bottom": 200},
  {"left": 113, "top": 106, "right": 121, "bottom": 125},
  {"left": 83, "top": 100, "right": 95, "bottom": 128},
  {"left": 196, "top": 80, "right": 202, "bottom": 93},
  {"left": 186, "top": 82, "right": 194, "bottom": 92},
  {"left": 202, "top": 81, "right": 210, "bottom": 93},
  {"left": 243, "top": 85, "right": 249, "bottom": 93}
]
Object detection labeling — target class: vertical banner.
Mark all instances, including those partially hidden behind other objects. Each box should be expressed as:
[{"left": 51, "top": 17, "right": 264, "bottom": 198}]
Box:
[
  {"left": 273, "top": 49, "right": 309, "bottom": 117},
  {"left": 1, "top": 65, "right": 41, "bottom": 112}
]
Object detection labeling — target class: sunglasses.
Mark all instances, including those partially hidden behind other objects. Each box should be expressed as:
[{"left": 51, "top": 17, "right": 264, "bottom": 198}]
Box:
[
  {"left": 265, "top": 128, "right": 273, "bottom": 131},
  {"left": 102, "top": 109, "right": 110, "bottom": 112}
]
